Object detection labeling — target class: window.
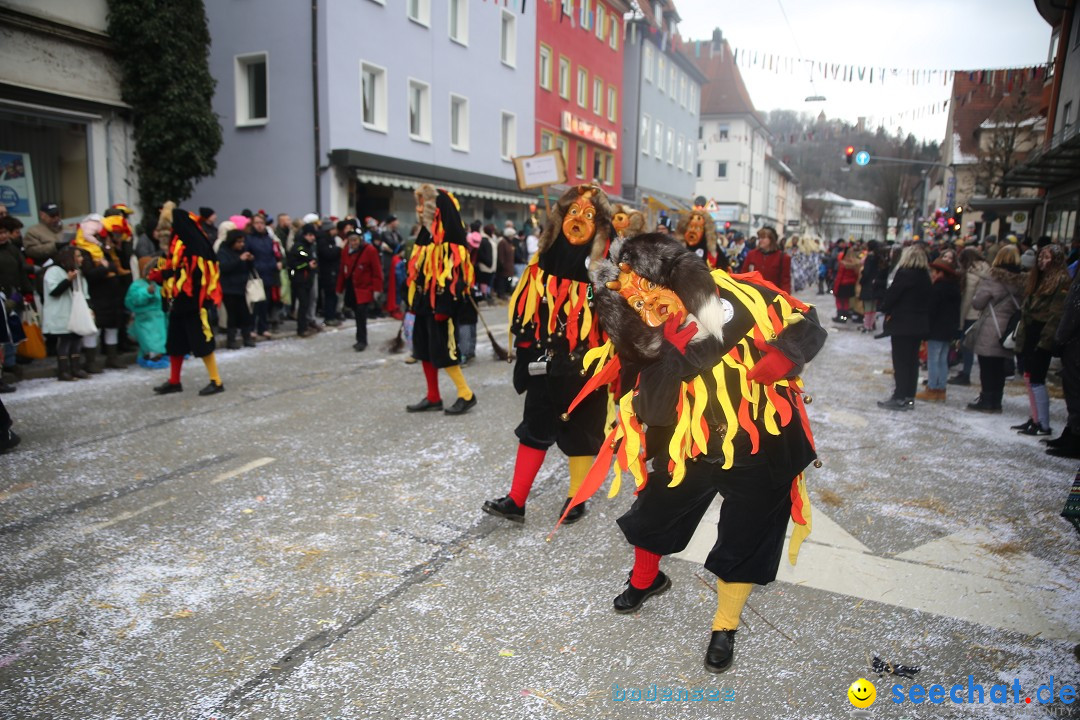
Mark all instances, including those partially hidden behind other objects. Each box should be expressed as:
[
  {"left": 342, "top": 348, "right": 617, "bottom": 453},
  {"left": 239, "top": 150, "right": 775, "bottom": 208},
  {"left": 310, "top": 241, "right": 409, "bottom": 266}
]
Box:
[
  {"left": 500, "top": 10, "right": 516, "bottom": 66},
  {"left": 609, "top": 16, "right": 619, "bottom": 49},
  {"left": 669, "top": 66, "right": 676, "bottom": 99},
  {"left": 653, "top": 121, "right": 662, "bottom": 157},
  {"left": 360, "top": 61, "right": 387, "bottom": 132},
  {"left": 555, "top": 136, "right": 569, "bottom": 167},
  {"left": 595, "top": 5, "right": 606, "bottom": 40},
  {"left": 558, "top": 56, "right": 571, "bottom": 99},
  {"left": 577, "top": 67, "right": 588, "bottom": 107},
  {"left": 539, "top": 45, "right": 552, "bottom": 90},
  {"left": 676, "top": 135, "right": 684, "bottom": 170},
  {"left": 500, "top": 111, "right": 516, "bottom": 160},
  {"left": 689, "top": 85, "right": 697, "bottom": 112},
  {"left": 698, "top": 124, "right": 703, "bottom": 140},
  {"left": 408, "top": 78, "right": 431, "bottom": 142},
  {"left": 407, "top": 0, "right": 430, "bottom": 26},
  {"left": 717, "top": 162, "right": 727, "bottom": 178},
  {"left": 1066, "top": 101, "right": 1074, "bottom": 130},
  {"left": 607, "top": 86, "right": 617, "bottom": 122},
  {"left": 643, "top": 44, "right": 653, "bottom": 82},
  {"left": 680, "top": 75, "right": 687, "bottom": 107},
  {"left": 665, "top": 129, "right": 674, "bottom": 163},
  {"left": 540, "top": 130, "right": 555, "bottom": 151},
  {"left": 562, "top": 0, "right": 574, "bottom": 15},
  {"left": 576, "top": 143, "right": 587, "bottom": 179},
  {"left": 593, "top": 151, "right": 603, "bottom": 183},
  {"left": 640, "top": 114, "right": 650, "bottom": 155},
  {"left": 696, "top": 162, "right": 702, "bottom": 178},
  {"left": 593, "top": 77, "right": 603, "bottom": 115},
  {"left": 657, "top": 56, "right": 666, "bottom": 92},
  {"left": 718, "top": 124, "right": 729, "bottom": 141},
  {"left": 686, "top": 142, "right": 694, "bottom": 173},
  {"left": 603, "top": 153, "right": 613, "bottom": 185},
  {"left": 449, "top": 0, "right": 467, "bottom": 44},
  {"left": 450, "top": 94, "right": 469, "bottom": 151},
  {"left": 593, "top": 151, "right": 613, "bottom": 185},
  {"left": 235, "top": 53, "right": 268, "bottom": 126},
  {"left": 580, "top": 0, "right": 592, "bottom": 29}
]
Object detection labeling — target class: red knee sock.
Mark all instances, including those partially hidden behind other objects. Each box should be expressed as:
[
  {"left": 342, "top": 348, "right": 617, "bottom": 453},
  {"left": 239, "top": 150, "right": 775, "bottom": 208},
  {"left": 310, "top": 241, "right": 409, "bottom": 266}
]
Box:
[
  {"left": 630, "top": 547, "right": 662, "bottom": 590},
  {"left": 507, "top": 443, "right": 547, "bottom": 506},
  {"left": 422, "top": 361, "right": 440, "bottom": 403},
  {"left": 169, "top": 355, "right": 184, "bottom": 385}
]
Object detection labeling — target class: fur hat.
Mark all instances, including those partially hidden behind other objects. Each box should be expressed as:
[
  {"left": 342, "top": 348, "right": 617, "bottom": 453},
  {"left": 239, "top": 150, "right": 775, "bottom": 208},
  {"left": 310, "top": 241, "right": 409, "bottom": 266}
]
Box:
[
  {"left": 155, "top": 201, "right": 176, "bottom": 232},
  {"left": 675, "top": 209, "right": 717, "bottom": 256},
  {"left": 537, "top": 184, "right": 614, "bottom": 265},
  {"left": 414, "top": 184, "right": 438, "bottom": 230},
  {"left": 590, "top": 233, "right": 727, "bottom": 365}
]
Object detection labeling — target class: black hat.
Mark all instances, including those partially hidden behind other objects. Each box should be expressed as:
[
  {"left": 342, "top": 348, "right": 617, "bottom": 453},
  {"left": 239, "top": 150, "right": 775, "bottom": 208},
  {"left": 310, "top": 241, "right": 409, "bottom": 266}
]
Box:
[
  {"left": 386, "top": 214, "right": 397, "bottom": 223},
  {"left": 199, "top": 207, "right": 215, "bottom": 219},
  {"left": 40, "top": 202, "right": 60, "bottom": 216},
  {"left": 301, "top": 223, "right": 317, "bottom": 236}
]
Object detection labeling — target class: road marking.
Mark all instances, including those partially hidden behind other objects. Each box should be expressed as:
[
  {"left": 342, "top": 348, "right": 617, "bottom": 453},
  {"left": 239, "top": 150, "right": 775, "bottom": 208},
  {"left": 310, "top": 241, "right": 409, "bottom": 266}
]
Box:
[
  {"left": 672, "top": 500, "right": 1078, "bottom": 642},
  {"left": 82, "top": 497, "right": 175, "bottom": 533},
  {"left": 210, "top": 457, "right": 276, "bottom": 485}
]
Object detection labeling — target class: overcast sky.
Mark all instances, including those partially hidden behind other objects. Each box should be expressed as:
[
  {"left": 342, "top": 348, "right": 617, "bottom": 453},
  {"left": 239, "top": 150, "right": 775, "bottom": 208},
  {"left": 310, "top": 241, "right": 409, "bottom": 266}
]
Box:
[{"left": 674, "top": 0, "right": 1052, "bottom": 142}]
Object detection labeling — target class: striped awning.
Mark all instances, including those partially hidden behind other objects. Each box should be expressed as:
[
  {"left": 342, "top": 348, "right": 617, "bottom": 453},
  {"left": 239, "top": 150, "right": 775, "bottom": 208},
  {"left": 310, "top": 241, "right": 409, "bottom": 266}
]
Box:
[{"left": 355, "top": 170, "right": 536, "bottom": 205}]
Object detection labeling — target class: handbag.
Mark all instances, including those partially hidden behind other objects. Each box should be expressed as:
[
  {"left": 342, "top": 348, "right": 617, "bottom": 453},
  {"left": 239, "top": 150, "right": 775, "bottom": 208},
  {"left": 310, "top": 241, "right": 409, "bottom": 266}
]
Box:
[
  {"left": 245, "top": 271, "right": 266, "bottom": 311},
  {"left": 17, "top": 308, "right": 46, "bottom": 360},
  {"left": 68, "top": 280, "right": 99, "bottom": 336},
  {"left": 961, "top": 314, "right": 984, "bottom": 352},
  {"left": 999, "top": 294, "right": 1022, "bottom": 351}
]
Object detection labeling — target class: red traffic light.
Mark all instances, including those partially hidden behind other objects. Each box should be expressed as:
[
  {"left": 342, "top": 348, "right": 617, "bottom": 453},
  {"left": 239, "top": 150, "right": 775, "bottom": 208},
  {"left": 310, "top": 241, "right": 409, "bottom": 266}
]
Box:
[
  {"left": 845, "top": 146, "right": 855, "bottom": 165},
  {"left": 724, "top": 221, "right": 732, "bottom": 230}
]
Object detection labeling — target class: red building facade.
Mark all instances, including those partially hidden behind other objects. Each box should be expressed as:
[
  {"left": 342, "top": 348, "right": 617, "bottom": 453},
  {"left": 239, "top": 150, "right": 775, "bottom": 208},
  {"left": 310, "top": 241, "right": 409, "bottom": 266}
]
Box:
[{"left": 535, "top": 0, "right": 631, "bottom": 198}]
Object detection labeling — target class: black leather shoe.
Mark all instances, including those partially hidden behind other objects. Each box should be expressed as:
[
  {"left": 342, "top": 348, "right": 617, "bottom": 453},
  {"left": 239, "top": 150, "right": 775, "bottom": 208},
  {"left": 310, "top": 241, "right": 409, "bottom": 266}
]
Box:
[
  {"left": 613, "top": 571, "right": 671, "bottom": 614},
  {"left": 0, "top": 381, "right": 15, "bottom": 393},
  {"left": 406, "top": 397, "right": 444, "bottom": 412},
  {"left": 1043, "top": 427, "right": 1072, "bottom": 447},
  {"left": 353, "top": 342, "right": 367, "bottom": 351},
  {"left": 1011, "top": 418, "right": 1036, "bottom": 431},
  {"left": 947, "top": 374, "right": 971, "bottom": 386},
  {"left": 482, "top": 495, "right": 525, "bottom": 523},
  {"left": 198, "top": 381, "right": 225, "bottom": 396},
  {"left": 560, "top": 497, "right": 588, "bottom": 524},
  {"left": 153, "top": 381, "right": 183, "bottom": 395},
  {"left": 444, "top": 393, "right": 477, "bottom": 415},
  {"left": 876, "top": 397, "right": 913, "bottom": 411},
  {"left": 966, "top": 399, "right": 1002, "bottom": 414},
  {"left": 704, "top": 630, "right": 737, "bottom": 674}
]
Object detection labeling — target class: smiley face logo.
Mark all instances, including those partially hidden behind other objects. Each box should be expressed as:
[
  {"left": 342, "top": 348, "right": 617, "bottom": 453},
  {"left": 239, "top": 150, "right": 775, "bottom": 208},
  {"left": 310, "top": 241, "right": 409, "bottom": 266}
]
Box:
[{"left": 847, "top": 678, "right": 876, "bottom": 708}]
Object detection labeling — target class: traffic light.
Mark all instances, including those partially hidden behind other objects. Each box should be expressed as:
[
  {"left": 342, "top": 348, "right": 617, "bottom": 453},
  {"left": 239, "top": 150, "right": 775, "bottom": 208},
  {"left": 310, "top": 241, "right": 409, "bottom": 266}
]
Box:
[
  {"left": 724, "top": 221, "right": 732, "bottom": 231},
  {"left": 845, "top": 146, "right": 855, "bottom": 165}
]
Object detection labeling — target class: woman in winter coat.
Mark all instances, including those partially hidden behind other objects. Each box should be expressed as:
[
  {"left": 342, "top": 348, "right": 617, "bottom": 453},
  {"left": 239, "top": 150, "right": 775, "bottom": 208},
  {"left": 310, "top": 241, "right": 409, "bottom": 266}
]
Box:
[
  {"left": 217, "top": 229, "right": 256, "bottom": 349},
  {"left": 832, "top": 241, "right": 861, "bottom": 322},
  {"left": 857, "top": 240, "right": 888, "bottom": 333},
  {"left": 950, "top": 248, "right": 991, "bottom": 386},
  {"left": 245, "top": 214, "right": 281, "bottom": 338},
  {"left": 915, "top": 257, "right": 962, "bottom": 402},
  {"left": 74, "top": 215, "right": 132, "bottom": 371},
  {"left": 1012, "top": 243, "right": 1070, "bottom": 435},
  {"left": 42, "top": 245, "right": 91, "bottom": 381},
  {"left": 877, "top": 244, "right": 931, "bottom": 411},
  {"left": 966, "top": 246, "right": 1025, "bottom": 413},
  {"left": 1047, "top": 270, "right": 1080, "bottom": 456},
  {"left": 336, "top": 230, "right": 382, "bottom": 351}
]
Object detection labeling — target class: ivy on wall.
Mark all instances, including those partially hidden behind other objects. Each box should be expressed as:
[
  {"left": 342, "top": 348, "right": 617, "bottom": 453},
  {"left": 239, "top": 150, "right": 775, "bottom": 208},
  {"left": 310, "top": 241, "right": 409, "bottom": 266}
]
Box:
[{"left": 106, "top": 0, "right": 222, "bottom": 218}]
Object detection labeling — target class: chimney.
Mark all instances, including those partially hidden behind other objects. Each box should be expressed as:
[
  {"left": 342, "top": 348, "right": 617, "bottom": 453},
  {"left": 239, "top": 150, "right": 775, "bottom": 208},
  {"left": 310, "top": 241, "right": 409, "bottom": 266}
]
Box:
[{"left": 711, "top": 28, "right": 723, "bottom": 52}]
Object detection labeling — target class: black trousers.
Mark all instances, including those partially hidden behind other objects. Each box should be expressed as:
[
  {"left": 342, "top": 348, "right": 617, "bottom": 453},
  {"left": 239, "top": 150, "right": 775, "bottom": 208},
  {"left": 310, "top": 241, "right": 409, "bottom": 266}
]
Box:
[
  {"left": 1063, "top": 342, "right": 1080, "bottom": 432},
  {"left": 166, "top": 300, "right": 215, "bottom": 358},
  {"left": 890, "top": 334, "right": 921, "bottom": 399},
  {"left": 354, "top": 302, "right": 369, "bottom": 345},
  {"left": 319, "top": 272, "right": 338, "bottom": 321},
  {"left": 978, "top": 355, "right": 1007, "bottom": 408},
  {"left": 294, "top": 283, "right": 312, "bottom": 335},
  {"left": 222, "top": 294, "right": 252, "bottom": 337},
  {"left": 617, "top": 458, "right": 793, "bottom": 585},
  {"left": 0, "top": 395, "right": 9, "bottom": 433}
]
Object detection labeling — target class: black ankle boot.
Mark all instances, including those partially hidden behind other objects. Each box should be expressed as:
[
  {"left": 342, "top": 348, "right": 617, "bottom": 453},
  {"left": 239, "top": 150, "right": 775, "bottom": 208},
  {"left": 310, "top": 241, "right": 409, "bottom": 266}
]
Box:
[
  {"left": 482, "top": 495, "right": 525, "bottom": 523},
  {"left": 613, "top": 571, "right": 671, "bottom": 614},
  {"left": 559, "top": 498, "right": 587, "bottom": 524},
  {"left": 704, "top": 630, "right": 737, "bottom": 673}
]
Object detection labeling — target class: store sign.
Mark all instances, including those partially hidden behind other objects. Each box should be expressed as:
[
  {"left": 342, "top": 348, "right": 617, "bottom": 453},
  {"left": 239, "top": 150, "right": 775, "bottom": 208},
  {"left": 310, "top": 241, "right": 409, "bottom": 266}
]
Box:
[
  {"left": 513, "top": 150, "right": 567, "bottom": 190},
  {"left": 0, "top": 150, "right": 37, "bottom": 226},
  {"left": 561, "top": 111, "right": 618, "bottom": 150}
]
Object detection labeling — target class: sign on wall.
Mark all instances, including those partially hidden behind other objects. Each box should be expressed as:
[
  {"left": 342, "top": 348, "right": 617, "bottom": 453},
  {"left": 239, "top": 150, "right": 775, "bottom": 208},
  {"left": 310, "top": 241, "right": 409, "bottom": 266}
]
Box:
[
  {"left": 0, "top": 150, "right": 37, "bottom": 227},
  {"left": 513, "top": 150, "right": 568, "bottom": 190},
  {"left": 560, "top": 111, "right": 618, "bottom": 150}
]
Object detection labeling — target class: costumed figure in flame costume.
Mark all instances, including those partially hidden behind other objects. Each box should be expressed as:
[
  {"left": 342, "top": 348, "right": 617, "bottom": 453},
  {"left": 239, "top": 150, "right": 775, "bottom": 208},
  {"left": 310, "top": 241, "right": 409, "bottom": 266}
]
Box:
[
  {"left": 482, "top": 185, "right": 615, "bottom": 524},
  {"left": 557, "top": 233, "right": 826, "bottom": 673},
  {"left": 676, "top": 208, "right": 723, "bottom": 269},
  {"left": 404, "top": 185, "right": 477, "bottom": 415},
  {"left": 147, "top": 203, "right": 225, "bottom": 396}
]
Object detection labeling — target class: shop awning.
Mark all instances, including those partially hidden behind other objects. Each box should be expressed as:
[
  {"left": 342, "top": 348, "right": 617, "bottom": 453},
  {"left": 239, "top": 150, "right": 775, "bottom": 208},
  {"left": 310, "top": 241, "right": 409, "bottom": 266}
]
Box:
[
  {"left": 1001, "top": 129, "right": 1080, "bottom": 190},
  {"left": 355, "top": 170, "right": 536, "bottom": 205},
  {"left": 643, "top": 193, "right": 692, "bottom": 213}
]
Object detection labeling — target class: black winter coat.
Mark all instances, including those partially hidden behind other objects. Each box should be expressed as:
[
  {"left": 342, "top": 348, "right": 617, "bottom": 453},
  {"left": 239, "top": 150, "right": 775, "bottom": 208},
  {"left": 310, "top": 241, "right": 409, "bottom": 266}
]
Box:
[
  {"left": 858, "top": 252, "right": 887, "bottom": 302},
  {"left": 218, "top": 244, "right": 253, "bottom": 296},
  {"left": 926, "top": 277, "right": 962, "bottom": 342},
  {"left": 315, "top": 234, "right": 339, "bottom": 279},
  {"left": 881, "top": 267, "right": 931, "bottom": 338}
]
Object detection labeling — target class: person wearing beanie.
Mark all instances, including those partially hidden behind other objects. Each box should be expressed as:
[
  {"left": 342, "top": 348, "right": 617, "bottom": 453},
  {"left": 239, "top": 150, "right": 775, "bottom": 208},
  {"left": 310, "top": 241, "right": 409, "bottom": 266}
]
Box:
[
  {"left": 216, "top": 229, "right": 256, "bottom": 349},
  {"left": 146, "top": 205, "right": 225, "bottom": 395},
  {"left": 404, "top": 184, "right": 477, "bottom": 415},
  {"left": 482, "top": 184, "right": 616, "bottom": 526},
  {"left": 916, "top": 257, "right": 962, "bottom": 402},
  {"left": 561, "top": 232, "right": 824, "bottom": 674},
  {"left": 287, "top": 224, "right": 319, "bottom": 337},
  {"left": 198, "top": 207, "right": 217, "bottom": 238}
]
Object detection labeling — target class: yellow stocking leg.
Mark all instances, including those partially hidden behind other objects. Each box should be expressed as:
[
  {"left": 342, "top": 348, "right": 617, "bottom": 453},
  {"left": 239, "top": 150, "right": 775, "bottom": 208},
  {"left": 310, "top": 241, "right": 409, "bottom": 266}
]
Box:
[
  {"left": 201, "top": 353, "right": 221, "bottom": 385},
  {"left": 443, "top": 365, "right": 473, "bottom": 400},
  {"left": 567, "top": 456, "right": 592, "bottom": 498},
  {"left": 712, "top": 580, "right": 753, "bottom": 631}
]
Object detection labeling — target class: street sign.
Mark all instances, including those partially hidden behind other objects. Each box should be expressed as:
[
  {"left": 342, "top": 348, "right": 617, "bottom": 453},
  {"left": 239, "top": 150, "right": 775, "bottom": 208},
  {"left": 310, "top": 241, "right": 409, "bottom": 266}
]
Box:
[{"left": 854, "top": 150, "right": 870, "bottom": 166}]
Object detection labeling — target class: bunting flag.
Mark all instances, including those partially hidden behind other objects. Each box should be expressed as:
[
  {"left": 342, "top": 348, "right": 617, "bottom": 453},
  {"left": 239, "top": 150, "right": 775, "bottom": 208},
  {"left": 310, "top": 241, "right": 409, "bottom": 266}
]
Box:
[{"left": 723, "top": 44, "right": 1046, "bottom": 90}]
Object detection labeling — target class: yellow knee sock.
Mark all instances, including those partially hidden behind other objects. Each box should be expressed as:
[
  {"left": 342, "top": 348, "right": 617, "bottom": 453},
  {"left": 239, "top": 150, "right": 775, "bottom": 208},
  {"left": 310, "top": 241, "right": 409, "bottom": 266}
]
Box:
[
  {"left": 567, "top": 456, "right": 592, "bottom": 497},
  {"left": 712, "top": 580, "right": 753, "bottom": 631},
  {"left": 444, "top": 364, "right": 473, "bottom": 400},
  {"left": 201, "top": 353, "right": 221, "bottom": 385}
]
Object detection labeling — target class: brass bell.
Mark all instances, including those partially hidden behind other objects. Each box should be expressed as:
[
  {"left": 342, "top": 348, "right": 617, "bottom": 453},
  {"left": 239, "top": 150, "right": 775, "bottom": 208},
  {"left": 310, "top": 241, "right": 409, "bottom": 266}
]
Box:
[
  {"left": 560, "top": 412, "right": 569, "bottom": 421},
  {"left": 813, "top": 459, "right": 823, "bottom": 468},
  {"left": 804, "top": 395, "right": 813, "bottom": 404}
]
